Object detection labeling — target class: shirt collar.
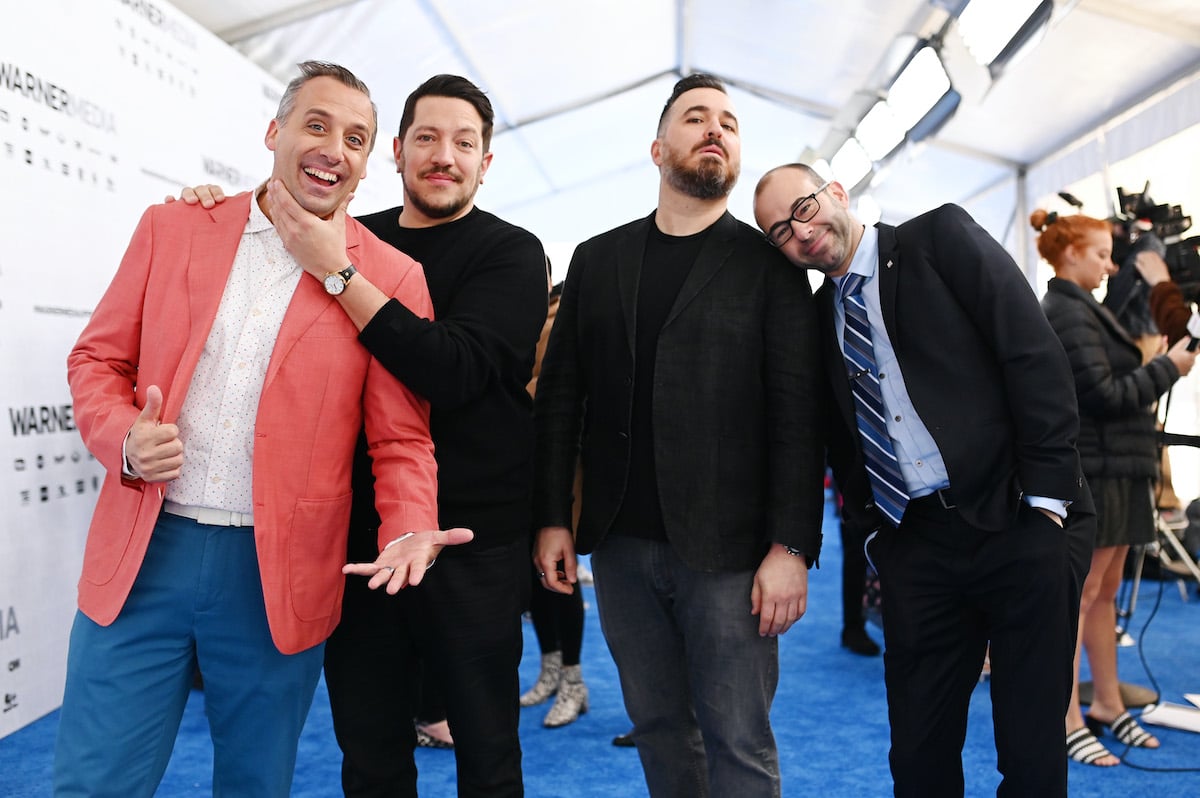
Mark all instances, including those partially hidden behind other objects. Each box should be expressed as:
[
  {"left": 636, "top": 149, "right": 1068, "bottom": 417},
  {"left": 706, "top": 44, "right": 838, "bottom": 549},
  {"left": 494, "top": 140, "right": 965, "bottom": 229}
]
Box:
[
  {"left": 245, "top": 188, "right": 275, "bottom": 234},
  {"left": 833, "top": 224, "right": 879, "bottom": 289}
]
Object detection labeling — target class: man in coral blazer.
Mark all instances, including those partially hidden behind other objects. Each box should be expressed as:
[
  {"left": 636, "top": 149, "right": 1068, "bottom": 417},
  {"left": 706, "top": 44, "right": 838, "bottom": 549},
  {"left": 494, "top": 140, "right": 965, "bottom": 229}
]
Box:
[{"left": 54, "top": 62, "right": 469, "bottom": 798}]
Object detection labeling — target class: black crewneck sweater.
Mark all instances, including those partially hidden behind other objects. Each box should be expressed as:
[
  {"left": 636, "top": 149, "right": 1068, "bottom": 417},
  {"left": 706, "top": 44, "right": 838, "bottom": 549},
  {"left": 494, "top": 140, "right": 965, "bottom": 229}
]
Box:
[{"left": 346, "top": 206, "right": 548, "bottom": 552}]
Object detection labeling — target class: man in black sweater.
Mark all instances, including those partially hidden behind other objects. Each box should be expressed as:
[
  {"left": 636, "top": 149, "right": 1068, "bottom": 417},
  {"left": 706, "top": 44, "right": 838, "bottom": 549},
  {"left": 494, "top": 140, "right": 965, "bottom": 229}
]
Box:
[
  {"left": 184, "top": 74, "right": 547, "bottom": 797},
  {"left": 318, "top": 75, "right": 547, "bottom": 798}
]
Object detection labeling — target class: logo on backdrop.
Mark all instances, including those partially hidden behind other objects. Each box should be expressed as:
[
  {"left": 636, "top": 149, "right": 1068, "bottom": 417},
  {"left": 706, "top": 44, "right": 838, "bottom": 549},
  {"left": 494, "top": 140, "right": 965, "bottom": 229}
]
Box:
[
  {"left": 0, "top": 607, "right": 17, "bottom": 642},
  {"left": 1, "top": 606, "right": 19, "bottom": 715},
  {"left": 8, "top": 404, "right": 100, "bottom": 508},
  {"left": 0, "top": 65, "right": 120, "bottom": 192},
  {"left": 203, "top": 156, "right": 247, "bottom": 187},
  {"left": 117, "top": 0, "right": 198, "bottom": 50},
  {"left": 0, "top": 64, "right": 117, "bottom": 132},
  {"left": 115, "top": 2, "right": 200, "bottom": 99},
  {"left": 9, "top": 404, "right": 76, "bottom": 436}
]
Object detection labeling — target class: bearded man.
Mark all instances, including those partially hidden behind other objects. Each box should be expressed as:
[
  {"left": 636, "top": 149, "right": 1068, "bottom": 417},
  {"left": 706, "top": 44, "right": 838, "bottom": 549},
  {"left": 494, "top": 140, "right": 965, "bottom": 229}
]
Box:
[{"left": 531, "top": 74, "right": 824, "bottom": 798}]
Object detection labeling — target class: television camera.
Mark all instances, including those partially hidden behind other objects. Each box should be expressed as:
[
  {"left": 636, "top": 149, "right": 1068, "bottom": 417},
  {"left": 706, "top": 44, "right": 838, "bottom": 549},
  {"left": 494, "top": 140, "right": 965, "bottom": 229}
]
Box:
[{"left": 1111, "top": 182, "right": 1200, "bottom": 304}]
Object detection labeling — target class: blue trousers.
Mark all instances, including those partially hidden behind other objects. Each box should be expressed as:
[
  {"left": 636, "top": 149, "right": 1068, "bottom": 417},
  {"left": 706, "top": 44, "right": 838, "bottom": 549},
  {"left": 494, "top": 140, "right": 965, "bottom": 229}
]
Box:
[
  {"left": 591, "top": 535, "right": 781, "bottom": 798},
  {"left": 53, "top": 512, "right": 324, "bottom": 797}
]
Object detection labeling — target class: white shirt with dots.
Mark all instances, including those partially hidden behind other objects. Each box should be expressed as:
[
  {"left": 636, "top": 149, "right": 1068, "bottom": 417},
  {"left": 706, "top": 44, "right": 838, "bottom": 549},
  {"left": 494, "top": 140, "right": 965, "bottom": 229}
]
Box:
[{"left": 164, "top": 197, "right": 303, "bottom": 514}]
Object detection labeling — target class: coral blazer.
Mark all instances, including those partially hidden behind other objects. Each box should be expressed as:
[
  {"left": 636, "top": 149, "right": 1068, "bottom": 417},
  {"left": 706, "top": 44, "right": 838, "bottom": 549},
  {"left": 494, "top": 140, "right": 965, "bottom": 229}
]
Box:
[{"left": 67, "top": 192, "right": 438, "bottom": 654}]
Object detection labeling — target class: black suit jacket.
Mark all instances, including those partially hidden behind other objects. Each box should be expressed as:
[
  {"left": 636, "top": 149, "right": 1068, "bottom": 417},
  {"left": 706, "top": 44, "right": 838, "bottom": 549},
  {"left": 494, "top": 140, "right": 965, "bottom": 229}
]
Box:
[
  {"left": 822, "top": 204, "right": 1090, "bottom": 534},
  {"left": 534, "top": 211, "right": 824, "bottom": 571}
]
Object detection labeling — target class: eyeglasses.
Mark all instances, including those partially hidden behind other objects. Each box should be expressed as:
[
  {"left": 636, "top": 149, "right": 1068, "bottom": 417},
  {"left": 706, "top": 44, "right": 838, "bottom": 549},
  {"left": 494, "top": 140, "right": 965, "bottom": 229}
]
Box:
[{"left": 765, "top": 181, "right": 830, "bottom": 248}]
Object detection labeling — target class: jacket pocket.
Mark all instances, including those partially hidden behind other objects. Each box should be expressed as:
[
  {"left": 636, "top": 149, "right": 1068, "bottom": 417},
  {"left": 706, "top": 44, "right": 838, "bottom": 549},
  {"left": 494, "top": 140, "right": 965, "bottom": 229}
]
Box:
[{"left": 287, "top": 492, "right": 353, "bottom": 621}]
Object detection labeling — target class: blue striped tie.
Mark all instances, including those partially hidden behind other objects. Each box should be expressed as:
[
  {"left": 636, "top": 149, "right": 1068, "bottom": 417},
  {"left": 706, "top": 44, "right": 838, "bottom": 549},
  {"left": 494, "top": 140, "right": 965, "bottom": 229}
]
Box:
[{"left": 840, "top": 273, "right": 909, "bottom": 526}]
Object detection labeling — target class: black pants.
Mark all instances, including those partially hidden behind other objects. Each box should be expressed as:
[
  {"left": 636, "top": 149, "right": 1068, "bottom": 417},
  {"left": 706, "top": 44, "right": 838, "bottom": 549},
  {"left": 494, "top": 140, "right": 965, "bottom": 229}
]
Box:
[
  {"left": 324, "top": 530, "right": 530, "bottom": 798},
  {"left": 867, "top": 497, "right": 1093, "bottom": 798},
  {"left": 527, "top": 562, "right": 585, "bottom": 666},
  {"left": 841, "top": 520, "right": 871, "bottom": 633}
]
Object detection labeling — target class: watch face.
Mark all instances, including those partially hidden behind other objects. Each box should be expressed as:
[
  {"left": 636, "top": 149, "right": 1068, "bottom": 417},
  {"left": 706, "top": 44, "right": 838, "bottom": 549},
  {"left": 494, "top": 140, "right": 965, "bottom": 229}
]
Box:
[{"left": 324, "top": 273, "right": 346, "bottom": 295}]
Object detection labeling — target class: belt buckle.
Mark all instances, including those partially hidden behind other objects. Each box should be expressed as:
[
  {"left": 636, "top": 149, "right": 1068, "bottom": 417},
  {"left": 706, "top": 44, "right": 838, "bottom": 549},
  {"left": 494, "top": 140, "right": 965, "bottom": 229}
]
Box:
[{"left": 936, "top": 488, "right": 956, "bottom": 510}]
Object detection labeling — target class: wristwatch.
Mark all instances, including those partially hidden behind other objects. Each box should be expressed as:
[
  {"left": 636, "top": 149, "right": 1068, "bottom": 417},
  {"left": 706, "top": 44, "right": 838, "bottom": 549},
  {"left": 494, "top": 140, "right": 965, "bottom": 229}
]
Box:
[{"left": 323, "top": 264, "right": 357, "bottom": 295}]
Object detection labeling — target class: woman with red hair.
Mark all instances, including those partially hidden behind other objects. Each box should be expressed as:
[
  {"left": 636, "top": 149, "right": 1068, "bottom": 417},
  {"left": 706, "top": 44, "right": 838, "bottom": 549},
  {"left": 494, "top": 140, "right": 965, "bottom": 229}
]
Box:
[{"left": 1036, "top": 208, "right": 1193, "bottom": 766}]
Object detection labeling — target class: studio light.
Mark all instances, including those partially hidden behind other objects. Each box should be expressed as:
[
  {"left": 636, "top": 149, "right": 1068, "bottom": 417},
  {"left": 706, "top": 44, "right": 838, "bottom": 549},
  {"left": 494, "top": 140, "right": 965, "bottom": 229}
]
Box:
[
  {"left": 855, "top": 101, "right": 905, "bottom": 161},
  {"left": 831, "top": 137, "right": 873, "bottom": 190},
  {"left": 908, "top": 88, "right": 962, "bottom": 144},
  {"left": 887, "top": 46, "right": 951, "bottom": 130},
  {"left": 847, "top": 44, "right": 956, "bottom": 166},
  {"left": 956, "top": 0, "right": 1054, "bottom": 77}
]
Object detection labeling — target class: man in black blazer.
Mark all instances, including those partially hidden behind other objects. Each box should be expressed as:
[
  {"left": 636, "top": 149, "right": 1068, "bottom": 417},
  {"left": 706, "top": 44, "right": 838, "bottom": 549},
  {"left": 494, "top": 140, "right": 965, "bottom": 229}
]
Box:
[
  {"left": 753, "top": 163, "right": 1093, "bottom": 797},
  {"left": 532, "top": 77, "right": 824, "bottom": 797}
]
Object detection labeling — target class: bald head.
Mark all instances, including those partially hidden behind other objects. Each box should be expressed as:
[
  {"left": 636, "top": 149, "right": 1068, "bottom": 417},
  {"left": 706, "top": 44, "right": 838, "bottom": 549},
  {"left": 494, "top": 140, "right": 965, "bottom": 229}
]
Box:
[{"left": 753, "top": 164, "right": 861, "bottom": 277}]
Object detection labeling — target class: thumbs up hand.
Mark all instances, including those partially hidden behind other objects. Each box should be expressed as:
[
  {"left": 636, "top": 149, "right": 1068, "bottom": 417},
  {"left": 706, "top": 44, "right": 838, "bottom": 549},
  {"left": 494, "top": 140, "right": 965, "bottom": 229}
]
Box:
[{"left": 126, "top": 385, "right": 184, "bottom": 482}]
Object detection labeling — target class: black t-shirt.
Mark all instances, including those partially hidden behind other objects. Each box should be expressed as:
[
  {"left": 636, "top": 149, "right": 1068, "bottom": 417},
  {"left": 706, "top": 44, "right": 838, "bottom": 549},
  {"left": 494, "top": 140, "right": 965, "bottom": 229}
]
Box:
[{"left": 611, "top": 222, "right": 710, "bottom": 541}]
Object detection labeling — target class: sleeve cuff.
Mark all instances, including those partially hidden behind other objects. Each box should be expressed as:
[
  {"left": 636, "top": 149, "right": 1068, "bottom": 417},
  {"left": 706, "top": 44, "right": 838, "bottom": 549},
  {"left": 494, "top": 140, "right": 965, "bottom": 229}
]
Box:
[
  {"left": 121, "top": 431, "right": 137, "bottom": 478},
  {"left": 1024, "top": 495, "right": 1069, "bottom": 521}
]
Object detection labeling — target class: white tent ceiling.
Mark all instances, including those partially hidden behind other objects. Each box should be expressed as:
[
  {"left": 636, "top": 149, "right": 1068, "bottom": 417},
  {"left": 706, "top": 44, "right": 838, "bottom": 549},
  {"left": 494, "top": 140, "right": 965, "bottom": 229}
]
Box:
[{"left": 170, "top": 0, "right": 1200, "bottom": 258}]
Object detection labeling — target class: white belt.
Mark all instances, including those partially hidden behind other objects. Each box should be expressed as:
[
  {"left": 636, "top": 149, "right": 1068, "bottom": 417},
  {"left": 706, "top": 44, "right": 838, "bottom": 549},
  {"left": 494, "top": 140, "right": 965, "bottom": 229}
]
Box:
[{"left": 162, "top": 500, "right": 255, "bottom": 527}]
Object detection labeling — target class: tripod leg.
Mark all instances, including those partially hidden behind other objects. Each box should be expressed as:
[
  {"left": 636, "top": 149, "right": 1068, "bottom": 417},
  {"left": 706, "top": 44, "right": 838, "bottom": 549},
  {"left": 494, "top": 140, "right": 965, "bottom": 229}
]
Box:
[
  {"left": 1155, "top": 523, "right": 1200, "bottom": 599},
  {"left": 1117, "top": 545, "right": 1145, "bottom": 637}
]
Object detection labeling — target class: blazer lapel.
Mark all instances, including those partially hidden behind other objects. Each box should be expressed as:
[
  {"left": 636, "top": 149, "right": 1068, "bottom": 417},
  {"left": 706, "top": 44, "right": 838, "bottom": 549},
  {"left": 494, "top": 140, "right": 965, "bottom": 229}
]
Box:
[
  {"left": 663, "top": 212, "right": 737, "bottom": 327},
  {"left": 263, "top": 215, "right": 361, "bottom": 391},
  {"left": 167, "top": 193, "right": 253, "bottom": 420},
  {"left": 875, "top": 222, "right": 902, "bottom": 349},
  {"left": 185, "top": 194, "right": 250, "bottom": 331},
  {"left": 616, "top": 215, "right": 651, "bottom": 354},
  {"left": 818, "top": 280, "right": 858, "bottom": 431}
]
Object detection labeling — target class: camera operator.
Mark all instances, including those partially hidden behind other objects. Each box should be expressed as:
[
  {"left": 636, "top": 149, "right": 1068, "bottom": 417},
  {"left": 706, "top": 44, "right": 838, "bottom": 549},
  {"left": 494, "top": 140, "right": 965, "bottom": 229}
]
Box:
[
  {"left": 1136, "top": 249, "right": 1192, "bottom": 345},
  {"left": 1109, "top": 210, "right": 1197, "bottom": 525},
  {"left": 1110, "top": 183, "right": 1200, "bottom": 347}
]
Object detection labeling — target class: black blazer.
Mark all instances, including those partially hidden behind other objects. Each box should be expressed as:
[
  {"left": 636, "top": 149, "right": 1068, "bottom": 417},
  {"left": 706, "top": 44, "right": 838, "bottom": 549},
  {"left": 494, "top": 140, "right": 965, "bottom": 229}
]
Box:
[
  {"left": 821, "top": 204, "right": 1090, "bottom": 534},
  {"left": 534, "top": 211, "right": 825, "bottom": 571}
]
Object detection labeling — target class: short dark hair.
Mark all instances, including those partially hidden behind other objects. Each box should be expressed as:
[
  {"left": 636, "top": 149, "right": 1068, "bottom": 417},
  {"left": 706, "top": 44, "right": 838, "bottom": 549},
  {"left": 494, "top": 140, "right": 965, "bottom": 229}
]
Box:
[
  {"left": 657, "top": 73, "right": 727, "bottom": 135},
  {"left": 398, "top": 74, "right": 495, "bottom": 152},
  {"left": 276, "top": 61, "right": 378, "bottom": 152}
]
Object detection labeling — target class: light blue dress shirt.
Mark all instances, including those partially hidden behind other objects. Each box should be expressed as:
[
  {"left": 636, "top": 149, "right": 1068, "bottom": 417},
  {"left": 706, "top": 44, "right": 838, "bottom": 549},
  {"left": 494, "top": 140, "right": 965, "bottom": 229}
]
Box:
[{"left": 832, "top": 226, "right": 1067, "bottom": 519}]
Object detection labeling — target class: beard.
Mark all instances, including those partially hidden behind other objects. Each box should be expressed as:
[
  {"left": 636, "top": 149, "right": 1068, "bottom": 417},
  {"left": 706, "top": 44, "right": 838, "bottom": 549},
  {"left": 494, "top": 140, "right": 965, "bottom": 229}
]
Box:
[
  {"left": 662, "top": 144, "right": 738, "bottom": 200},
  {"left": 400, "top": 167, "right": 476, "bottom": 220},
  {"left": 794, "top": 214, "right": 860, "bottom": 275}
]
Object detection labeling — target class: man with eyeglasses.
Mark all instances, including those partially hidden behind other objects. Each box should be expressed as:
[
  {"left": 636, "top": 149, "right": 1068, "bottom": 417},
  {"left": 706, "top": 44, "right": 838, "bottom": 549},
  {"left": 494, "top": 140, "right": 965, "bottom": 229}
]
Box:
[
  {"left": 766, "top": 179, "right": 883, "bottom": 659},
  {"left": 753, "top": 163, "right": 1094, "bottom": 797},
  {"left": 533, "top": 76, "right": 824, "bottom": 797}
]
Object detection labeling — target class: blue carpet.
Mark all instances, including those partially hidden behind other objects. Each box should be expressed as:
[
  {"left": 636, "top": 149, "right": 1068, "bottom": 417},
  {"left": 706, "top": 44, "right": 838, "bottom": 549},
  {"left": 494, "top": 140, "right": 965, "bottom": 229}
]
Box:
[{"left": 4, "top": 495, "right": 1200, "bottom": 795}]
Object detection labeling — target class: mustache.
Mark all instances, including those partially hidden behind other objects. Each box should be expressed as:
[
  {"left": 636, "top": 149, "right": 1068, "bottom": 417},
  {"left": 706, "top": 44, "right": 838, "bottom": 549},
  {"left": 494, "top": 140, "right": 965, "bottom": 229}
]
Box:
[
  {"left": 695, "top": 139, "right": 727, "bottom": 155},
  {"left": 421, "top": 167, "right": 462, "bottom": 182}
]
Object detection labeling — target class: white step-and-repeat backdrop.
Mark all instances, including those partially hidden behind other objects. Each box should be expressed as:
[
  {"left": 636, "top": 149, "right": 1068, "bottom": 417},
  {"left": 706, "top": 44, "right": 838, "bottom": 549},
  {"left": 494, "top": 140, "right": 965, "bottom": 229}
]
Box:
[{"left": 0, "top": 0, "right": 390, "bottom": 738}]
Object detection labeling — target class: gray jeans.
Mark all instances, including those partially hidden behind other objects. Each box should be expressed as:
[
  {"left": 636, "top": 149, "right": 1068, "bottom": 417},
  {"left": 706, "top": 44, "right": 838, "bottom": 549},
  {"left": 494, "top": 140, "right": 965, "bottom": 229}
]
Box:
[{"left": 591, "top": 534, "right": 781, "bottom": 798}]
